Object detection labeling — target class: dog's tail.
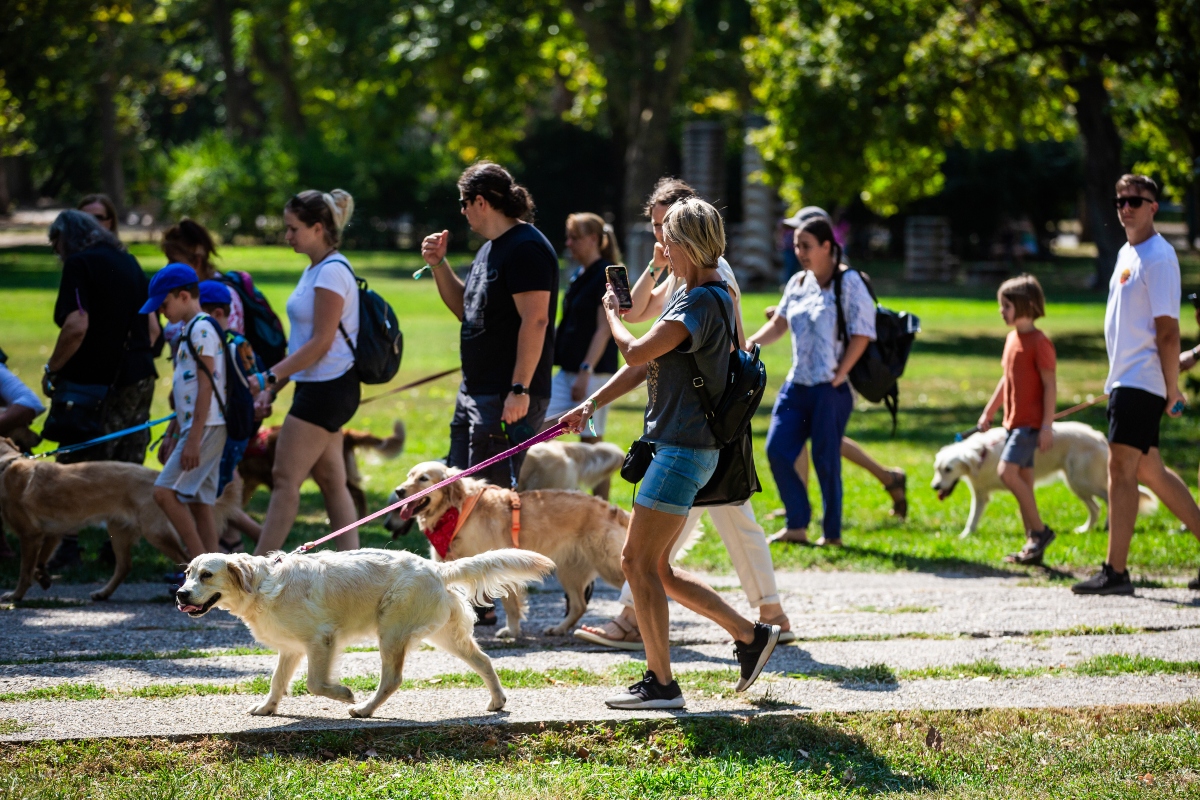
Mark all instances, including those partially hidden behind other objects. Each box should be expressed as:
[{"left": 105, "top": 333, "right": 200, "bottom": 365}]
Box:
[
  {"left": 345, "top": 421, "right": 407, "bottom": 460},
  {"left": 1137, "top": 486, "right": 1159, "bottom": 516},
  {"left": 438, "top": 549, "right": 556, "bottom": 605}
]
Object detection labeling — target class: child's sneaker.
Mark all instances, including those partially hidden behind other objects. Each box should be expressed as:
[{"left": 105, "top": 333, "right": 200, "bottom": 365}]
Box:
[
  {"left": 1071, "top": 563, "right": 1134, "bottom": 595},
  {"left": 1004, "top": 527, "right": 1056, "bottom": 565}
]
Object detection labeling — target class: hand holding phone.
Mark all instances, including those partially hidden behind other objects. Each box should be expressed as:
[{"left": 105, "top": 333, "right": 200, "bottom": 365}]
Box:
[{"left": 606, "top": 265, "right": 633, "bottom": 311}]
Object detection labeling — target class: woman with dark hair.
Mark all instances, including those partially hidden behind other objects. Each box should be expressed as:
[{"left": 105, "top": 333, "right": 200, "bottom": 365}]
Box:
[
  {"left": 77, "top": 194, "right": 119, "bottom": 235},
  {"left": 251, "top": 189, "right": 362, "bottom": 555},
  {"left": 747, "top": 216, "right": 876, "bottom": 546},
  {"left": 41, "top": 209, "right": 157, "bottom": 568},
  {"left": 421, "top": 161, "right": 558, "bottom": 489},
  {"left": 161, "top": 219, "right": 243, "bottom": 333},
  {"left": 543, "top": 212, "right": 622, "bottom": 497}
]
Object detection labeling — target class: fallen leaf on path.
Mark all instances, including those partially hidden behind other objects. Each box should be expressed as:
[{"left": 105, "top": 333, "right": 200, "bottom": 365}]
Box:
[{"left": 925, "top": 726, "right": 944, "bottom": 751}]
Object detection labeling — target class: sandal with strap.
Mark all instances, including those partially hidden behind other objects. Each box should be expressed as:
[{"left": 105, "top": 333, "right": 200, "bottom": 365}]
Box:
[
  {"left": 760, "top": 613, "right": 797, "bottom": 644},
  {"left": 573, "top": 615, "right": 645, "bottom": 651},
  {"left": 884, "top": 470, "right": 907, "bottom": 520}
]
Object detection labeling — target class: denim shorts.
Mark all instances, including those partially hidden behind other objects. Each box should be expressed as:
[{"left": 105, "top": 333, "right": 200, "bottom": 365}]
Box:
[
  {"left": 634, "top": 445, "right": 720, "bottom": 516},
  {"left": 1000, "top": 426, "right": 1039, "bottom": 469}
]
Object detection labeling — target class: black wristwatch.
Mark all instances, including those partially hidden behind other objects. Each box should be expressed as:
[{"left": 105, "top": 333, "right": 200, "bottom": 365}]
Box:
[
  {"left": 266, "top": 370, "right": 278, "bottom": 386},
  {"left": 510, "top": 382, "right": 527, "bottom": 396}
]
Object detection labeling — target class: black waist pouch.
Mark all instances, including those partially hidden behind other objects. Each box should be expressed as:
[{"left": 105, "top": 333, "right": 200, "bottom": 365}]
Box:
[{"left": 620, "top": 439, "right": 656, "bottom": 484}]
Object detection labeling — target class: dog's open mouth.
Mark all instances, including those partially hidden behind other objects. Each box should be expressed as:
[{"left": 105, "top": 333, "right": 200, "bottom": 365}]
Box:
[
  {"left": 936, "top": 479, "right": 959, "bottom": 501},
  {"left": 176, "top": 592, "right": 221, "bottom": 617},
  {"left": 398, "top": 496, "right": 431, "bottom": 521}
]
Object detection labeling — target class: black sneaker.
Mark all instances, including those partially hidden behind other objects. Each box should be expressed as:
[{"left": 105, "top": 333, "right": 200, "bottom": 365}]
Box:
[
  {"left": 604, "top": 670, "right": 685, "bottom": 710},
  {"left": 1187, "top": 569, "right": 1200, "bottom": 591},
  {"left": 1005, "top": 527, "right": 1056, "bottom": 565},
  {"left": 1071, "top": 563, "right": 1134, "bottom": 595},
  {"left": 733, "top": 622, "right": 781, "bottom": 692},
  {"left": 46, "top": 537, "right": 82, "bottom": 571}
]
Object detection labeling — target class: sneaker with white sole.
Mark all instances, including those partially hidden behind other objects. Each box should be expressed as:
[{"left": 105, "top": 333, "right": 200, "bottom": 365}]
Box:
[
  {"left": 1071, "top": 563, "right": 1134, "bottom": 596},
  {"left": 734, "top": 622, "right": 781, "bottom": 692},
  {"left": 604, "top": 670, "right": 685, "bottom": 710}
]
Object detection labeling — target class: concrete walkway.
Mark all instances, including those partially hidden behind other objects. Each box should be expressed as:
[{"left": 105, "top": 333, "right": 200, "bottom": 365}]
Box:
[{"left": 2, "top": 570, "right": 1199, "bottom": 740}]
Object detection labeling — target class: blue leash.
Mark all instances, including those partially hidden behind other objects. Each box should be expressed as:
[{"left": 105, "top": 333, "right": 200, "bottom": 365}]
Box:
[{"left": 31, "top": 413, "right": 177, "bottom": 459}]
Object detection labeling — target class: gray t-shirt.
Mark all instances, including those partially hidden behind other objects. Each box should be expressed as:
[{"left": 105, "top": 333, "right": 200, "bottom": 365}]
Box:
[{"left": 642, "top": 283, "right": 733, "bottom": 449}]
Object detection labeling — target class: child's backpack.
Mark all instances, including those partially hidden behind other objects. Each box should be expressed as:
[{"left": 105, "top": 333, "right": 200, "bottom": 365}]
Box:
[
  {"left": 183, "top": 316, "right": 257, "bottom": 442},
  {"left": 327, "top": 259, "right": 403, "bottom": 385},
  {"left": 832, "top": 268, "right": 921, "bottom": 435},
  {"left": 218, "top": 271, "right": 288, "bottom": 368}
]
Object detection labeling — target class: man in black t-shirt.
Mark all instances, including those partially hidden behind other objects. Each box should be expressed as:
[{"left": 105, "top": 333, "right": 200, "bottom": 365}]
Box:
[{"left": 422, "top": 163, "right": 558, "bottom": 489}]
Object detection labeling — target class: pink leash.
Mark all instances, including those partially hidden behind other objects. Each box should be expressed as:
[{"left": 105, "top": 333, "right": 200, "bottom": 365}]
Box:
[{"left": 288, "top": 421, "right": 571, "bottom": 555}]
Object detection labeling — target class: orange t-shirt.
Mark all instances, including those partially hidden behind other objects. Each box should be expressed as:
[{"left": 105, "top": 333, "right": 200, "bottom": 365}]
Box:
[{"left": 1001, "top": 329, "right": 1057, "bottom": 430}]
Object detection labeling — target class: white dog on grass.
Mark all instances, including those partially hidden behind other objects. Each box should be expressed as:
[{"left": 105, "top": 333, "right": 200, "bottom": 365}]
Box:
[
  {"left": 931, "top": 421, "right": 1157, "bottom": 538},
  {"left": 174, "top": 548, "right": 553, "bottom": 718}
]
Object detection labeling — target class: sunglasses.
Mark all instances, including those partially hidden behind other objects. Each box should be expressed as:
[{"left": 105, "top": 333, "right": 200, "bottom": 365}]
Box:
[
  {"left": 459, "top": 196, "right": 472, "bottom": 210},
  {"left": 1113, "top": 196, "right": 1152, "bottom": 209}
]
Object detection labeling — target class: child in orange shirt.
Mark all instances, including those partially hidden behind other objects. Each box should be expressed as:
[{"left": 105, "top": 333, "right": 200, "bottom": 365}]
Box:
[{"left": 978, "top": 274, "right": 1058, "bottom": 564}]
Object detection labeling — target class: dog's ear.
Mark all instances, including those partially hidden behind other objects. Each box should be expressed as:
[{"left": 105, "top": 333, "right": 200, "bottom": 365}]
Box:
[
  {"left": 444, "top": 471, "right": 467, "bottom": 508},
  {"left": 226, "top": 556, "right": 254, "bottom": 594}
]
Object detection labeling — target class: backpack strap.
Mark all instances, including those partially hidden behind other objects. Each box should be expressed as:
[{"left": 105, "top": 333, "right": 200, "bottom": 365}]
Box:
[
  {"left": 182, "top": 315, "right": 228, "bottom": 420},
  {"left": 317, "top": 256, "right": 359, "bottom": 358},
  {"left": 685, "top": 284, "right": 735, "bottom": 430}
]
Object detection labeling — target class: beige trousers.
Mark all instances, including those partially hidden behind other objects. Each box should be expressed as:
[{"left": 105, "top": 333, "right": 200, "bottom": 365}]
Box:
[{"left": 617, "top": 500, "right": 781, "bottom": 609}]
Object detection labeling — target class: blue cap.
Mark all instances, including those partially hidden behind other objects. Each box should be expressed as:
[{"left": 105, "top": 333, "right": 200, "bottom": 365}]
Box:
[
  {"left": 140, "top": 263, "right": 200, "bottom": 314},
  {"left": 199, "top": 280, "right": 231, "bottom": 306}
]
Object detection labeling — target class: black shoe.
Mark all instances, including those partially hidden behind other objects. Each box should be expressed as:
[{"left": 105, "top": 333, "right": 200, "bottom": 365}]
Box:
[
  {"left": 164, "top": 571, "right": 186, "bottom": 585},
  {"left": 733, "top": 622, "right": 781, "bottom": 692},
  {"left": 1187, "top": 569, "right": 1200, "bottom": 591},
  {"left": 564, "top": 580, "right": 597, "bottom": 618},
  {"left": 1005, "top": 527, "right": 1056, "bottom": 565},
  {"left": 474, "top": 604, "right": 497, "bottom": 626},
  {"left": 604, "top": 670, "right": 685, "bottom": 709},
  {"left": 1071, "top": 563, "right": 1134, "bottom": 596},
  {"left": 46, "top": 537, "right": 82, "bottom": 571}
]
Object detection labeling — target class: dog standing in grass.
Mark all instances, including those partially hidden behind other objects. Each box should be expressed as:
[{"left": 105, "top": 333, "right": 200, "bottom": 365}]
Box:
[{"left": 175, "top": 548, "right": 554, "bottom": 717}]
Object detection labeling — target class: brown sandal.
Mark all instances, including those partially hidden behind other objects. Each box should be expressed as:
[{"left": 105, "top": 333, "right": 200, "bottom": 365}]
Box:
[
  {"left": 573, "top": 615, "right": 645, "bottom": 651},
  {"left": 768, "top": 529, "right": 812, "bottom": 545},
  {"left": 884, "top": 470, "right": 908, "bottom": 520}
]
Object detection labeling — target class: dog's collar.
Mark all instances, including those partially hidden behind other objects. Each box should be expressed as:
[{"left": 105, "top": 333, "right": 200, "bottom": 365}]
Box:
[{"left": 422, "top": 486, "right": 521, "bottom": 558}]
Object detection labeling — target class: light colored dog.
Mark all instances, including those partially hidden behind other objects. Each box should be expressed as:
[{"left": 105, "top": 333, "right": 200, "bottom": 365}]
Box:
[
  {"left": 931, "top": 421, "right": 1157, "bottom": 538},
  {"left": 384, "top": 461, "right": 628, "bottom": 638},
  {"left": 518, "top": 440, "right": 625, "bottom": 492},
  {"left": 174, "top": 548, "right": 553, "bottom": 717},
  {"left": 0, "top": 437, "right": 242, "bottom": 601}
]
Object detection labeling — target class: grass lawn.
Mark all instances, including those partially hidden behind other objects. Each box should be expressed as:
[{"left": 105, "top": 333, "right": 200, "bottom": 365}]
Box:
[
  {"left": 2, "top": 704, "right": 1199, "bottom": 797},
  {"left": 4, "top": 244, "right": 1200, "bottom": 585}
]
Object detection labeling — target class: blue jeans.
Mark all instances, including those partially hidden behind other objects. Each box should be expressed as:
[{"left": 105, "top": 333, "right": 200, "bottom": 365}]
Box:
[
  {"left": 765, "top": 381, "right": 853, "bottom": 538},
  {"left": 635, "top": 445, "right": 720, "bottom": 516}
]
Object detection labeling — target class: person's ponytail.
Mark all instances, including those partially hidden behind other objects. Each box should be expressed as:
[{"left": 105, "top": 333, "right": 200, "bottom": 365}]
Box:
[{"left": 286, "top": 188, "right": 355, "bottom": 247}]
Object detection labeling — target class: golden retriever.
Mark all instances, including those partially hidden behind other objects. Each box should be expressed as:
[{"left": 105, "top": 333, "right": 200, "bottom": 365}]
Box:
[
  {"left": 517, "top": 440, "right": 625, "bottom": 492},
  {"left": 0, "top": 437, "right": 241, "bottom": 602},
  {"left": 384, "top": 462, "right": 628, "bottom": 639},
  {"left": 174, "top": 548, "right": 554, "bottom": 717}
]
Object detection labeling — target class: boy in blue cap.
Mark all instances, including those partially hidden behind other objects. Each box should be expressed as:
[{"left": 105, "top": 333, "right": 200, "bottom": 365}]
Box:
[{"left": 141, "top": 263, "right": 227, "bottom": 557}]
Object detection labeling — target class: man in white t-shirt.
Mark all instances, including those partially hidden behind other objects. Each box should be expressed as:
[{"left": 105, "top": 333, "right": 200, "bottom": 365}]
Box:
[{"left": 1073, "top": 174, "right": 1200, "bottom": 596}]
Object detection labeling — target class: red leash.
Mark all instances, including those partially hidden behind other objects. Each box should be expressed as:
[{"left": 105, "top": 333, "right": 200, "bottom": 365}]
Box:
[{"left": 288, "top": 421, "right": 570, "bottom": 555}]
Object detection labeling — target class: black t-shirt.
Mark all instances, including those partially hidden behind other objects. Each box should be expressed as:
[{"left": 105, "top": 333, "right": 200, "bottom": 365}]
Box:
[
  {"left": 554, "top": 258, "right": 619, "bottom": 374},
  {"left": 460, "top": 223, "right": 559, "bottom": 397},
  {"left": 53, "top": 245, "right": 156, "bottom": 386}
]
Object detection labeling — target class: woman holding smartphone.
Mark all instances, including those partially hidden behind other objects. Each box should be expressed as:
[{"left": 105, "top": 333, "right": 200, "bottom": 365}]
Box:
[{"left": 560, "top": 197, "right": 780, "bottom": 710}]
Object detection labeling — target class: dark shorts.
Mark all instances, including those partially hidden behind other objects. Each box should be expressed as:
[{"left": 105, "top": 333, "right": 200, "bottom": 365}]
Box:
[
  {"left": 1107, "top": 386, "right": 1165, "bottom": 454},
  {"left": 289, "top": 369, "right": 360, "bottom": 432},
  {"left": 55, "top": 376, "right": 155, "bottom": 465},
  {"left": 1000, "top": 426, "right": 1039, "bottom": 469}
]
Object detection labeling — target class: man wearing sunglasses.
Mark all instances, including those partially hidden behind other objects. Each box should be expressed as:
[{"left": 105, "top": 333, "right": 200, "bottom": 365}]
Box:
[{"left": 1074, "top": 174, "right": 1200, "bottom": 596}]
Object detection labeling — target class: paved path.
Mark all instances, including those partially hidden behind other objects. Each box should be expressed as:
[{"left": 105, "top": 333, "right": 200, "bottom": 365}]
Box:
[{"left": 2, "top": 570, "right": 1199, "bottom": 740}]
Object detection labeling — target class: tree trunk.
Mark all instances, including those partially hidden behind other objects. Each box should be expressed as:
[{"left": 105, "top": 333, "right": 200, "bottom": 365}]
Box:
[
  {"left": 212, "top": 0, "right": 264, "bottom": 139},
  {"left": 0, "top": 158, "right": 9, "bottom": 214},
  {"left": 252, "top": 18, "right": 305, "bottom": 136},
  {"left": 1070, "top": 67, "right": 1126, "bottom": 287},
  {"left": 96, "top": 75, "right": 125, "bottom": 212}
]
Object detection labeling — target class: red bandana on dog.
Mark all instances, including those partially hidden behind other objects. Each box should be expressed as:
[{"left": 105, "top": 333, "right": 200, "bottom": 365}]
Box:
[{"left": 423, "top": 508, "right": 460, "bottom": 558}]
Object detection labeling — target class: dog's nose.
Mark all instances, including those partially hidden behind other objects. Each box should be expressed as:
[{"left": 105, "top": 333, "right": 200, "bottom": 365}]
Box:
[{"left": 174, "top": 588, "right": 189, "bottom": 602}]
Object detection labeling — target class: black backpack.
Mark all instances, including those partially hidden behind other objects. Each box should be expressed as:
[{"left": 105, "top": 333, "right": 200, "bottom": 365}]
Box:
[
  {"left": 832, "top": 268, "right": 921, "bottom": 434},
  {"left": 327, "top": 259, "right": 403, "bottom": 385},
  {"left": 183, "top": 316, "right": 257, "bottom": 441},
  {"left": 217, "top": 271, "right": 288, "bottom": 368}
]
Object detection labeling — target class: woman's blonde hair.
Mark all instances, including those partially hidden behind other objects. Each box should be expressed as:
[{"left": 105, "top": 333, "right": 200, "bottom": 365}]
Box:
[
  {"left": 997, "top": 273, "right": 1046, "bottom": 320},
  {"left": 285, "top": 188, "right": 355, "bottom": 247},
  {"left": 661, "top": 197, "right": 724, "bottom": 269},
  {"left": 566, "top": 212, "right": 622, "bottom": 263}
]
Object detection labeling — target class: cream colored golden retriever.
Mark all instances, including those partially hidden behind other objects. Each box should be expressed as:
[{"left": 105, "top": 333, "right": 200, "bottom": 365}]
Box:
[
  {"left": 0, "top": 437, "right": 241, "bottom": 602},
  {"left": 174, "top": 548, "right": 553, "bottom": 717},
  {"left": 517, "top": 440, "right": 625, "bottom": 492},
  {"left": 384, "top": 462, "right": 628, "bottom": 639}
]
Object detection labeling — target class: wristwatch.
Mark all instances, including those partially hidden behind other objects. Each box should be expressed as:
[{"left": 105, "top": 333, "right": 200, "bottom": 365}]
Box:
[
  {"left": 265, "top": 370, "right": 278, "bottom": 386},
  {"left": 579, "top": 362, "right": 592, "bottom": 374},
  {"left": 510, "top": 382, "right": 527, "bottom": 396}
]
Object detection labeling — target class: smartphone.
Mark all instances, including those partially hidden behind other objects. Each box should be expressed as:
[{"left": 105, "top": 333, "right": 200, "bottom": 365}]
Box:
[{"left": 606, "top": 265, "right": 633, "bottom": 311}]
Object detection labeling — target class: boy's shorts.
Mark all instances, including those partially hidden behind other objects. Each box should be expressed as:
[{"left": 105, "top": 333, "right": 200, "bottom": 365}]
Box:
[
  {"left": 155, "top": 425, "right": 227, "bottom": 505},
  {"left": 1107, "top": 386, "right": 1165, "bottom": 454},
  {"left": 1000, "top": 426, "right": 1039, "bottom": 469}
]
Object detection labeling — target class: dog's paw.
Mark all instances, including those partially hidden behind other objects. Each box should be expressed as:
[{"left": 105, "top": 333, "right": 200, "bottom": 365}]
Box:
[
  {"left": 0, "top": 591, "right": 16, "bottom": 603},
  {"left": 487, "top": 693, "right": 507, "bottom": 712},
  {"left": 327, "top": 685, "right": 355, "bottom": 703},
  {"left": 495, "top": 626, "right": 518, "bottom": 640},
  {"left": 89, "top": 590, "right": 111, "bottom": 602},
  {"left": 248, "top": 701, "right": 277, "bottom": 716},
  {"left": 958, "top": 530, "right": 973, "bottom": 540},
  {"left": 34, "top": 570, "right": 52, "bottom": 590},
  {"left": 348, "top": 704, "right": 374, "bottom": 719},
  {"left": 543, "top": 624, "right": 569, "bottom": 637}
]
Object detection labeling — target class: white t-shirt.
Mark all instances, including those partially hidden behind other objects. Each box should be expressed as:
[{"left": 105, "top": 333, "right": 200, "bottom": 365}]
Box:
[
  {"left": 285, "top": 253, "right": 359, "bottom": 383},
  {"left": 778, "top": 268, "right": 876, "bottom": 386},
  {"left": 660, "top": 256, "right": 744, "bottom": 329},
  {"left": 1104, "top": 233, "right": 1180, "bottom": 398},
  {"left": 174, "top": 314, "right": 225, "bottom": 431},
  {"left": 0, "top": 363, "right": 45, "bottom": 415}
]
